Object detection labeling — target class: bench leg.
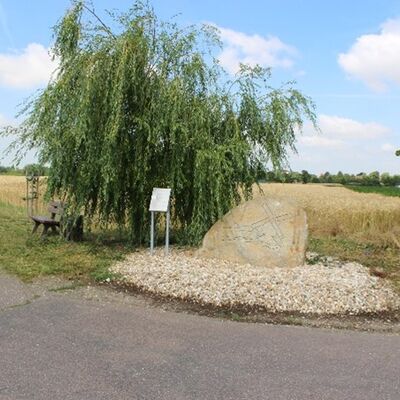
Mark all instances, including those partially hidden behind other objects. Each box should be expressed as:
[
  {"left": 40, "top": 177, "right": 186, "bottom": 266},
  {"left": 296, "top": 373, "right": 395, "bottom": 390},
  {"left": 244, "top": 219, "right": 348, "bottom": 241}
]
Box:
[
  {"left": 42, "top": 225, "right": 50, "bottom": 237},
  {"left": 32, "top": 221, "right": 40, "bottom": 234},
  {"left": 51, "top": 225, "right": 58, "bottom": 235}
]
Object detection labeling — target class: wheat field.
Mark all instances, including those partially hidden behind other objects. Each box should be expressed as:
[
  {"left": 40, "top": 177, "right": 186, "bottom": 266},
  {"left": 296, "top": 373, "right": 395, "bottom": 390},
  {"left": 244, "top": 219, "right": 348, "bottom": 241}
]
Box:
[
  {"left": 0, "top": 175, "right": 47, "bottom": 214},
  {"left": 1, "top": 176, "right": 400, "bottom": 246},
  {"left": 0, "top": 176, "right": 26, "bottom": 207},
  {"left": 258, "top": 183, "right": 400, "bottom": 246}
]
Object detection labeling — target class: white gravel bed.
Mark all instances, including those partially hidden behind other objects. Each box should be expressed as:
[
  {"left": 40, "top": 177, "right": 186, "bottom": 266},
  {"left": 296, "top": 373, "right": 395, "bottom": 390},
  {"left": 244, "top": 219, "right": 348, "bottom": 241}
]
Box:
[{"left": 111, "top": 249, "right": 400, "bottom": 315}]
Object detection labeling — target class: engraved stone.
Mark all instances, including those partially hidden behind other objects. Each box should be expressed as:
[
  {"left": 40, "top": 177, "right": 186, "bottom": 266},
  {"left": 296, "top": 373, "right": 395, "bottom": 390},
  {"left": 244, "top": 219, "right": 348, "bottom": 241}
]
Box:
[{"left": 197, "top": 196, "right": 307, "bottom": 268}]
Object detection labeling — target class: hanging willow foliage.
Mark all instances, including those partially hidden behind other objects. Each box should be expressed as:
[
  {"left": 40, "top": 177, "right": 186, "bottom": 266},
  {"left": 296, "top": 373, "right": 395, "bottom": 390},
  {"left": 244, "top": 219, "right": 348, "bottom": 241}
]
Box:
[{"left": 8, "top": 1, "right": 317, "bottom": 244}]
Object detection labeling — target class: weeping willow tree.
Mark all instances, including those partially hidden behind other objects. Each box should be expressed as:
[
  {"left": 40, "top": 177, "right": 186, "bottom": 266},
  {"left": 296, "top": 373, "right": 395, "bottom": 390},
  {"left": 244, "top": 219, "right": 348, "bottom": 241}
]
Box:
[{"left": 9, "top": 1, "right": 317, "bottom": 244}]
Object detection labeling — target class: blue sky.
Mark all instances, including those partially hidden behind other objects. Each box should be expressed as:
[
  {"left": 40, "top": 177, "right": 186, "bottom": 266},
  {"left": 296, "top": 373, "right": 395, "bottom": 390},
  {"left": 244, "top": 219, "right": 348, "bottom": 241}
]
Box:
[{"left": 1, "top": 0, "right": 400, "bottom": 174}]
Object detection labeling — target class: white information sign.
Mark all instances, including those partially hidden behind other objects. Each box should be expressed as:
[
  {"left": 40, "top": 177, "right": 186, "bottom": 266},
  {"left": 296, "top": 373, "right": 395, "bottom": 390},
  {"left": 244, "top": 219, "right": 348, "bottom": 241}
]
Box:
[
  {"left": 149, "top": 188, "right": 171, "bottom": 212},
  {"left": 149, "top": 188, "right": 172, "bottom": 255}
]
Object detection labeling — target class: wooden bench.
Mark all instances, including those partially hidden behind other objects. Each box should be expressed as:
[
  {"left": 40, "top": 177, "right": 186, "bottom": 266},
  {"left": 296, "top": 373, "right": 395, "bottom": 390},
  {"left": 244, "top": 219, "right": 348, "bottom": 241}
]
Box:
[{"left": 31, "top": 201, "right": 65, "bottom": 236}]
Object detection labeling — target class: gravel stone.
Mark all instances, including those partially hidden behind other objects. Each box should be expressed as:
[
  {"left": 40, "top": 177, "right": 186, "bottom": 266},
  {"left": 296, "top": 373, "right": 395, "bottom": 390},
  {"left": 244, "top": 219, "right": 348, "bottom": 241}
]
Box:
[{"left": 111, "top": 248, "right": 400, "bottom": 315}]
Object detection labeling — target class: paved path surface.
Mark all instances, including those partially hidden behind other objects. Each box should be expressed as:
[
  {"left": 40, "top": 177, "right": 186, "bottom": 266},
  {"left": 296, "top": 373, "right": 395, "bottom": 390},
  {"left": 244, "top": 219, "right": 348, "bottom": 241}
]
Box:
[{"left": 0, "top": 272, "right": 399, "bottom": 400}]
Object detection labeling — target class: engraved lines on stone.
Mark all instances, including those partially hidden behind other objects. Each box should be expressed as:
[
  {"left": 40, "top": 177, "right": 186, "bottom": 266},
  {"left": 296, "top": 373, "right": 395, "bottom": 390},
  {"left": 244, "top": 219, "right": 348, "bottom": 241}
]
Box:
[
  {"left": 262, "top": 202, "right": 286, "bottom": 249},
  {"left": 222, "top": 203, "right": 292, "bottom": 251}
]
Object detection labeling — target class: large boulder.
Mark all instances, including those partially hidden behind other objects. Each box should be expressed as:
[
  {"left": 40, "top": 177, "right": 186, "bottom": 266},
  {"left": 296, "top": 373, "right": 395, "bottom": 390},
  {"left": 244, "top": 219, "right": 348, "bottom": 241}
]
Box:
[{"left": 197, "top": 196, "right": 307, "bottom": 268}]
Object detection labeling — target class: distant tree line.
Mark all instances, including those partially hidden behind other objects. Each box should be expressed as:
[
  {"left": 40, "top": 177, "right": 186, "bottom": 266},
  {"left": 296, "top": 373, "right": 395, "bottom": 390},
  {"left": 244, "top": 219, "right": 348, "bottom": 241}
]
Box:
[
  {"left": 259, "top": 170, "right": 400, "bottom": 186},
  {"left": 0, "top": 164, "right": 49, "bottom": 176},
  {"left": 1, "top": 164, "right": 399, "bottom": 187}
]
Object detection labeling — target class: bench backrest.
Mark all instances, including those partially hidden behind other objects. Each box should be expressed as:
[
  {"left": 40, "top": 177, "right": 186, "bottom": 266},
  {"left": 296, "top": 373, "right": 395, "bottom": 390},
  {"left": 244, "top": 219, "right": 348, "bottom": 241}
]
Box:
[{"left": 48, "top": 201, "right": 65, "bottom": 219}]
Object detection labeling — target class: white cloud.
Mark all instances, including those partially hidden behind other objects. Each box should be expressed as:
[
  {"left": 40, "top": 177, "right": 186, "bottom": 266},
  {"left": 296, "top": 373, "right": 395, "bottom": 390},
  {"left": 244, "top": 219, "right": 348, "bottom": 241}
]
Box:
[
  {"left": 0, "top": 43, "right": 57, "bottom": 89},
  {"left": 381, "top": 143, "right": 397, "bottom": 152},
  {"left": 298, "top": 136, "right": 344, "bottom": 148},
  {"left": 215, "top": 25, "right": 297, "bottom": 75},
  {"left": 291, "top": 114, "right": 397, "bottom": 174},
  {"left": 299, "top": 114, "right": 390, "bottom": 142},
  {"left": 338, "top": 18, "right": 400, "bottom": 91},
  {"left": 318, "top": 114, "right": 390, "bottom": 139}
]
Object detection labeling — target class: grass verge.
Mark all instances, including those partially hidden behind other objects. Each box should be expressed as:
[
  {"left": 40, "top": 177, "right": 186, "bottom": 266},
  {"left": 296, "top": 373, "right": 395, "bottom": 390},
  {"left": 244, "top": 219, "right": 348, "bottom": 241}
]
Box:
[
  {"left": 308, "top": 236, "right": 400, "bottom": 292},
  {"left": 1, "top": 197, "right": 399, "bottom": 296},
  {"left": 345, "top": 185, "right": 400, "bottom": 197},
  {"left": 0, "top": 201, "right": 130, "bottom": 282}
]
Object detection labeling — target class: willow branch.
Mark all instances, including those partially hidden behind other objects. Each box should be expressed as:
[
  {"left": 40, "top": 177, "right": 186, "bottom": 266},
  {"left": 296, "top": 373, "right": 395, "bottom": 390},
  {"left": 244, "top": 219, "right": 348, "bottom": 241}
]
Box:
[{"left": 82, "top": 3, "right": 117, "bottom": 39}]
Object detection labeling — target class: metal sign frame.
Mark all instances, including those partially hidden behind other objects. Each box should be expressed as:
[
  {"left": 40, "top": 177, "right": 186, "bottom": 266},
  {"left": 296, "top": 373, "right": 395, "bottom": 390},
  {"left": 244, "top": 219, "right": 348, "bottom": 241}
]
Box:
[{"left": 149, "top": 188, "right": 171, "bottom": 255}]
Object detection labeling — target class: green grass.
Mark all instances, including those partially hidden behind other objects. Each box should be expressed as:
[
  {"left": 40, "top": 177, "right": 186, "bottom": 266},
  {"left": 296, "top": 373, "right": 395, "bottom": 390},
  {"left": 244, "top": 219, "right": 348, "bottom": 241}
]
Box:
[
  {"left": 0, "top": 201, "right": 131, "bottom": 282},
  {"left": 0, "top": 171, "right": 25, "bottom": 176},
  {"left": 1, "top": 199, "right": 399, "bottom": 295},
  {"left": 308, "top": 236, "right": 400, "bottom": 292},
  {"left": 345, "top": 185, "right": 400, "bottom": 197},
  {"left": 48, "top": 282, "right": 85, "bottom": 292}
]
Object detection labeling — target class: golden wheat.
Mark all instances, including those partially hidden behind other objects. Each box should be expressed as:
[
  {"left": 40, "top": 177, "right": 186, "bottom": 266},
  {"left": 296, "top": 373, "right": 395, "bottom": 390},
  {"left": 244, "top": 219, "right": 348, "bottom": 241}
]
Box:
[
  {"left": 0, "top": 176, "right": 26, "bottom": 207},
  {"left": 258, "top": 183, "right": 400, "bottom": 246},
  {"left": 1, "top": 177, "right": 399, "bottom": 246},
  {"left": 0, "top": 175, "right": 47, "bottom": 213}
]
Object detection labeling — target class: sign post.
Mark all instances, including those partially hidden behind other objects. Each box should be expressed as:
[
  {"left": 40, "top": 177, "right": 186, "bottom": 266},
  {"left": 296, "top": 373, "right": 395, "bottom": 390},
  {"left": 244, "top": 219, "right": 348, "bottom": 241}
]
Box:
[{"left": 149, "top": 188, "right": 171, "bottom": 255}]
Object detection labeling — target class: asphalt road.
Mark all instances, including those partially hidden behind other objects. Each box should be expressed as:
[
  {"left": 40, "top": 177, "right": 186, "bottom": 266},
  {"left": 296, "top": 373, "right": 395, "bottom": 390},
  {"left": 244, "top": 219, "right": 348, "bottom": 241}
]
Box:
[{"left": 0, "top": 273, "right": 399, "bottom": 400}]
